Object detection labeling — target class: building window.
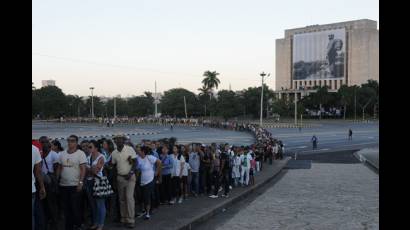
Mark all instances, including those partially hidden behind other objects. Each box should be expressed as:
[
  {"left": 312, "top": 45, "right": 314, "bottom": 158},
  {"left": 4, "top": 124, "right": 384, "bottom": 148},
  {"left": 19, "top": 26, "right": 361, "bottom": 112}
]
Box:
[
  {"left": 340, "top": 79, "right": 343, "bottom": 86},
  {"left": 335, "top": 80, "right": 338, "bottom": 89},
  {"left": 295, "top": 81, "right": 298, "bottom": 89},
  {"left": 309, "top": 81, "right": 312, "bottom": 85},
  {"left": 319, "top": 81, "right": 322, "bottom": 87},
  {"left": 314, "top": 81, "right": 316, "bottom": 86},
  {"left": 304, "top": 81, "right": 307, "bottom": 86},
  {"left": 324, "top": 80, "right": 327, "bottom": 86}
]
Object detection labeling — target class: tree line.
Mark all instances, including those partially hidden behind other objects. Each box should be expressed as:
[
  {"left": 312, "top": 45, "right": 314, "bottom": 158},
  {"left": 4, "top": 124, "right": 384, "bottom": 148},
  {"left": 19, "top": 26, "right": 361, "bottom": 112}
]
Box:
[{"left": 32, "top": 72, "right": 378, "bottom": 120}]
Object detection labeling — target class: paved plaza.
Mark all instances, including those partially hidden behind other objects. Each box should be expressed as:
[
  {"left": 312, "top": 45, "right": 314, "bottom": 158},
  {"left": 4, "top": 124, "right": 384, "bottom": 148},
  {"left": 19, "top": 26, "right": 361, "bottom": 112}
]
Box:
[{"left": 214, "top": 163, "right": 379, "bottom": 230}]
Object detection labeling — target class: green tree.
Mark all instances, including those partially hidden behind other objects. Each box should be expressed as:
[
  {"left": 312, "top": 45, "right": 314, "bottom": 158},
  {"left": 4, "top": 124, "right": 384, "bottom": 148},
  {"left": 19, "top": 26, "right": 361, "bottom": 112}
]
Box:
[
  {"left": 160, "top": 88, "right": 200, "bottom": 117},
  {"left": 127, "top": 92, "right": 154, "bottom": 117},
  {"left": 241, "top": 85, "right": 274, "bottom": 118},
  {"left": 357, "top": 85, "right": 377, "bottom": 120},
  {"left": 216, "top": 90, "right": 240, "bottom": 120},
  {"left": 361, "top": 80, "right": 379, "bottom": 118},
  {"left": 35, "top": 86, "right": 68, "bottom": 118},
  {"left": 338, "top": 85, "right": 358, "bottom": 119}
]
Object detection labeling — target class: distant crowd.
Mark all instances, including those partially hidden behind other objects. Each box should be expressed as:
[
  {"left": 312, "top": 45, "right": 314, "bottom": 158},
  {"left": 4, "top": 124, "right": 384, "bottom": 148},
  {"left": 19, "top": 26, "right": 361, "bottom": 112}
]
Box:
[{"left": 32, "top": 121, "right": 285, "bottom": 230}]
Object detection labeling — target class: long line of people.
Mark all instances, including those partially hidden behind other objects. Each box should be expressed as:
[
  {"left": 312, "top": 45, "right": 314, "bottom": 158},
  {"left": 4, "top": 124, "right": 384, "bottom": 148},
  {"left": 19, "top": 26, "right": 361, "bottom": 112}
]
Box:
[{"left": 32, "top": 123, "right": 285, "bottom": 230}]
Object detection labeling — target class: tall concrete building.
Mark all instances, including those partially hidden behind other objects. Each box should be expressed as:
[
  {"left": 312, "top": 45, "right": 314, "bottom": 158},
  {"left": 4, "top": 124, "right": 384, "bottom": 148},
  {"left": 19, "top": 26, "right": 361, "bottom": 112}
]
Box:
[
  {"left": 275, "top": 19, "right": 378, "bottom": 99},
  {"left": 41, "top": 80, "right": 56, "bottom": 87}
]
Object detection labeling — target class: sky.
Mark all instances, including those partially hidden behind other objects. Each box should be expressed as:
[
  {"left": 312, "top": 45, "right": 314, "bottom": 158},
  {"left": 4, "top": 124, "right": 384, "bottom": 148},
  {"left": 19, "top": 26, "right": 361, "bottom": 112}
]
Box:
[{"left": 32, "top": 0, "right": 378, "bottom": 97}]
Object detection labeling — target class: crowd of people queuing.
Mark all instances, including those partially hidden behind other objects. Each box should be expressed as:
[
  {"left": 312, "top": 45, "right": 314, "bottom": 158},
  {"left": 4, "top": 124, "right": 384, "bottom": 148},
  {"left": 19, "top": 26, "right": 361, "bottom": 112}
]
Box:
[
  {"left": 32, "top": 121, "right": 285, "bottom": 230},
  {"left": 40, "top": 116, "right": 260, "bottom": 130}
]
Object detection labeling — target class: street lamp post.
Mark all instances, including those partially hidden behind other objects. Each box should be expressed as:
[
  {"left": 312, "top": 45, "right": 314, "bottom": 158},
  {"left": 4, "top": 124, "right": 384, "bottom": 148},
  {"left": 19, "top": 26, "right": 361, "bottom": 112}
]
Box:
[
  {"left": 259, "top": 72, "right": 270, "bottom": 127},
  {"left": 90, "top": 87, "right": 94, "bottom": 119},
  {"left": 294, "top": 91, "right": 297, "bottom": 125}
]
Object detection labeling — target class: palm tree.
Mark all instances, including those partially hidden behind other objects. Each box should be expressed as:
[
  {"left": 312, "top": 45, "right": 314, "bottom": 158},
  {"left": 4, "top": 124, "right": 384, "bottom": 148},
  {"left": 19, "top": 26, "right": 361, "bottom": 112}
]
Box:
[
  {"left": 202, "top": 70, "right": 220, "bottom": 91},
  {"left": 197, "top": 85, "right": 210, "bottom": 96}
]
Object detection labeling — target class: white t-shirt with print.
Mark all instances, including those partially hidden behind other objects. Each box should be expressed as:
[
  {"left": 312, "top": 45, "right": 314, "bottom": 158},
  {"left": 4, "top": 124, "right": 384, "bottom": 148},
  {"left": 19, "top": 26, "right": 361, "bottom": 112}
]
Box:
[
  {"left": 136, "top": 155, "right": 157, "bottom": 186},
  {"left": 41, "top": 151, "right": 59, "bottom": 174},
  {"left": 58, "top": 149, "right": 87, "bottom": 186},
  {"left": 170, "top": 154, "right": 185, "bottom": 177},
  {"left": 240, "top": 153, "right": 252, "bottom": 168},
  {"left": 32, "top": 145, "right": 42, "bottom": 193},
  {"left": 182, "top": 161, "right": 191, "bottom": 176}
]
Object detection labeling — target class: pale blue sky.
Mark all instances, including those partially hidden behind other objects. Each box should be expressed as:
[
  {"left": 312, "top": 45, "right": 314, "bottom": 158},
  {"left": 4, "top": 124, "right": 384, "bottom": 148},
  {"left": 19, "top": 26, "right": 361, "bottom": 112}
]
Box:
[{"left": 32, "top": 0, "right": 378, "bottom": 97}]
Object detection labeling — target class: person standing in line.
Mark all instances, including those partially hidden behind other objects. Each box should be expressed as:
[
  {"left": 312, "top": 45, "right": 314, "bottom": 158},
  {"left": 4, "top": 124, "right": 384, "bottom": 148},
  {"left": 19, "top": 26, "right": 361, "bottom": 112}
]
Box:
[
  {"left": 170, "top": 145, "right": 185, "bottom": 204},
  {"left": 101, "top": 139, "right": 119, "bottom": 223},
  {"left": 348, "top": 129, "right": 353, "bottom": 141},
  {"left": 249, "top": 155, "right": 256, "bottom": 186},
  {"left": 232, "top": 150, "right": 241, "bottom": 187},
  {"left": 110, "top": 135, "right": 138, "bottom": 229},
  {"left": 267, "top": 144, "right": 274, "bottom": 164},
  {"left": 148, "top": 143, "right": 160, "bottom": 210},
  {"left": 87, "top": 140, "right": 106, "bottom": 230},
  {"left": 33, "top": 145, "right": 46, "bottom": 230},
  {"left": 159, "top": 145, "right": 173, "bottom": 204},
  {"left": 39, "top": 138, "right": 59, "bottom": 230},
  {"left": 51, "top": 139, "right": 64, "bottom": 155},
  {"left": 273, "top": 142, "right": 279, "bottom": 160},
  {"left": 56, "top": 135, "right": 87, "bottom": 230},
  {"left": 188, "top": 144, "right": 200, "bottom": 197},
  {"left": 209, "top": 150, "right": 221, "bottom": 199},
  {"left": 135, "top": 146, "right": 162, "bottom": 220},
  {"left": 219, "top": 145, "right": 231, "bottom": 197},
  {"left": 181, "top": 150, "right": 191, "bottom": 200},
  {"left": 200, "top": 146, "right": 212, "bottom": 195},
  {"left": 240, "top": 147, "right": 252, "bottom": 187}
]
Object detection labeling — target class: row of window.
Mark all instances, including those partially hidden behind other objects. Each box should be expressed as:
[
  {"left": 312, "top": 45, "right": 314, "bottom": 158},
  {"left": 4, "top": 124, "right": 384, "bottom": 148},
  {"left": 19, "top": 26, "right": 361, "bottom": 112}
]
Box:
[{"left": 293, "top": 79, "right": 344, "bottom": 90}]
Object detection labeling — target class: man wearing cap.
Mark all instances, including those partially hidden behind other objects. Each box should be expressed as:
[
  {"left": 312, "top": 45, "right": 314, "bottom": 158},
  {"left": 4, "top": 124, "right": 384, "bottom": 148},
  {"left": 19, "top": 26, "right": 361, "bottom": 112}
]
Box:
[{"left": 111, "top": 134, "right": 138, "bottom": 228}]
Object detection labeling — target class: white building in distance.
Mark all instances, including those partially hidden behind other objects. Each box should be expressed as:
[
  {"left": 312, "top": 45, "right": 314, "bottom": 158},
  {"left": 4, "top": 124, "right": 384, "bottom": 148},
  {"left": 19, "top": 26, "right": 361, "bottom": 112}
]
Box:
[{"left": 41, "top": 80, "right": 56, "bottom": 87}]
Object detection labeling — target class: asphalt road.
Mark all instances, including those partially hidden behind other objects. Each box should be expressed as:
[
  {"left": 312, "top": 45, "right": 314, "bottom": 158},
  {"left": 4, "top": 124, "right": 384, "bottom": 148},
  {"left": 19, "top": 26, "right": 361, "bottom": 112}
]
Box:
[
  {"left": 267, "top": 121, "right": 379, "bottom": 154},
  {"left": 32, "top": 122, "right": 255, "bottom": 148}
]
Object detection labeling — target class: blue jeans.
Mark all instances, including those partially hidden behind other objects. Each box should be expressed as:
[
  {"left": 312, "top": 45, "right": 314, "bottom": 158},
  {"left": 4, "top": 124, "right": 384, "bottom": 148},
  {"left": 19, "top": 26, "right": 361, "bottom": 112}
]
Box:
[
  {"left": 32, "top": 193, "right": 35, "bottom": 230},
  {"left": 190, "top": 172, "right": 199, "bottom": 194},
  {"left": 93, "top": 198, "right": 106, "bottom": 227}
]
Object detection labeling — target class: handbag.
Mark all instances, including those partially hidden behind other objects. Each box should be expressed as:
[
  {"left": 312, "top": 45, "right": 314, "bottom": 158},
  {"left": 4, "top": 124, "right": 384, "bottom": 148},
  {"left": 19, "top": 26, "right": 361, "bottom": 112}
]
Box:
[
  {"left": 93, "top": 175, "right": 114, "bottom": 198},
  {"left": 42, "top": 157, "right": 59, "bottom": 193}
]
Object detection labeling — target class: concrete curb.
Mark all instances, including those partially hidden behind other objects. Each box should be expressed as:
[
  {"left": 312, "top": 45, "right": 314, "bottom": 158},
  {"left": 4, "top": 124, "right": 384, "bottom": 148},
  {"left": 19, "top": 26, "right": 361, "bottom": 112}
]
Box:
[
  {"left": 353, "top": 151, "right": 379, "bottom": 174},
  {"left": 178, "top": 157, "right": 291, "bottom": 230}
]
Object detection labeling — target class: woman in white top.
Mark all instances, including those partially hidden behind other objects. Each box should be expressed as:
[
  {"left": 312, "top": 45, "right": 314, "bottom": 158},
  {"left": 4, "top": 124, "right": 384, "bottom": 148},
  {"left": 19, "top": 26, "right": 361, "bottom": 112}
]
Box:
[
  {"left": 170, "top": 145, "right": 185, "bottom": 204},
  {"left": 88, "top": 140, "right": 106, "bottom": 230}
]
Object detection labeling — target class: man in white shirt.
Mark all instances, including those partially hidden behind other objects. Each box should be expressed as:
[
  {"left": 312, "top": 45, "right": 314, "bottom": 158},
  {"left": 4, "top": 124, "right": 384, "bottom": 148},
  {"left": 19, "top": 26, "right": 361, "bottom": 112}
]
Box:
[
  {"left": 111, "top": 134, "right": 138, "bottom": 228},
  {"left": 239, "top": 147, "right": 252, "bottom": 186},
  {"left": 32, "top": 145, "right": 46, "bottom": 230},
  {"left": 56, "top": 135, "right": 87, "bottom": 230}
]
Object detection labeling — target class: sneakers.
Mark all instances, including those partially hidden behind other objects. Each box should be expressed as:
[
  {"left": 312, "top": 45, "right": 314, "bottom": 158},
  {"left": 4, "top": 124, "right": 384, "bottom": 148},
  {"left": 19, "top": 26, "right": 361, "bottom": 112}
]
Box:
[
  {"left": 229, "top": 186, "right": 232, "bottom": 190},
  {"left": 137, "top": 210, "right": 147, "bottom": 218},
  {"left": 209, "top": 195, "right": 218, "bottom": 198},
  {"left": 144, "top": 214, "right": 150, "bottom": 220},
  {"left": 218, "top": 187, "right": 223, "bottom": 192},
  {"left": 178, "top": 197, "right": 183, "bottom": 204},
  {"left": 221, "top": 194, "right": 229, "bottom": 198},
  {"left": 169, "top": 199, "right": 176, "bottom": 205}
]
